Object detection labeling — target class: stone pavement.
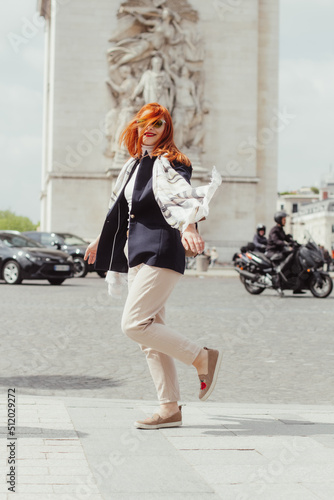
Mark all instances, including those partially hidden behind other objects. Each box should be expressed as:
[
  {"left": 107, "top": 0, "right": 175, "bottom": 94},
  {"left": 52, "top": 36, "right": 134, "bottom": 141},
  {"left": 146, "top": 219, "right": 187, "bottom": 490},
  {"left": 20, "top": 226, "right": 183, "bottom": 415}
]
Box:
[
  {"left": 1, "top": 271, "right": 334, "bottom": 498},
  {"left": 1, "top": 395, "right": 334, "bottom": 499},
  {"left": 1, "top": 272, "right": 334, "bottom": 404}
]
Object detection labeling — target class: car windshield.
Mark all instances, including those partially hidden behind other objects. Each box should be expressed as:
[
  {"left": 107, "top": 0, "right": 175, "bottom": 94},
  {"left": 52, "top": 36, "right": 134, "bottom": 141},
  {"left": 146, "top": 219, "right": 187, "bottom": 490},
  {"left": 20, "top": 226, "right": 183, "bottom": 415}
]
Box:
[
  {"left": 0, "top": 234, "right": 44, "bottom": 248},
  {"left": 58, "top": 233, "right": 87, "bottom": 246}
]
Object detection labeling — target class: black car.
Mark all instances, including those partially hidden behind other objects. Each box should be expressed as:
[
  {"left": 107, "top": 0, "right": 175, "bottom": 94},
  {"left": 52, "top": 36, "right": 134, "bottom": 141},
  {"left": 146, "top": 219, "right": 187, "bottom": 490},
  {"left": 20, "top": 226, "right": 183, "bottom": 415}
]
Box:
[
  {"left": 0, "top": 232, "right": 74, "bottom": 285},
  {"left": 22, "top": 232, "right": 101, "bottom": 278}
]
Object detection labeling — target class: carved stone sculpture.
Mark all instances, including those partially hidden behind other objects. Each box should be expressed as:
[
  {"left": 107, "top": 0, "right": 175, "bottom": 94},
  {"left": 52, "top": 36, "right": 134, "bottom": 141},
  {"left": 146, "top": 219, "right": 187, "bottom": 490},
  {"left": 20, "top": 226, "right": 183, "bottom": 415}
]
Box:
[
  {"left": 105, "top": 65, "right": 137, "bottom": 157},
  {"left": 132, "top": 55, "right": 174, "bottom": 110},
  {"left": 104, "top": 0, "right": 206, "bottom": 168}
]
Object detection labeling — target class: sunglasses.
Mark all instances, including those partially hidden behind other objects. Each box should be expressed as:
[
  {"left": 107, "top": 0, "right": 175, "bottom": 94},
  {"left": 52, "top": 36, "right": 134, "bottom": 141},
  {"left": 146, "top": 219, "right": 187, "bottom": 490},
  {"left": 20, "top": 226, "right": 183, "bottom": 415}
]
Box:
[{"left": 136, "top": 118, "right": 166, "bottom": 128}]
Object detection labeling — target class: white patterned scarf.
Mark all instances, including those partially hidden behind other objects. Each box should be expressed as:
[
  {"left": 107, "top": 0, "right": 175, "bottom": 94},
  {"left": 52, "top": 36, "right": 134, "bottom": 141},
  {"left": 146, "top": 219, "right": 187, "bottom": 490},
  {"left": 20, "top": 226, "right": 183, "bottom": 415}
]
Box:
[
  {"left": 106, "top": 155, "right": 222, "bottom": 296},
  {"left": 153, "top": 155, "right": 222, "bottom": 233},
  {"left": 109, "top": 155, "right": 222, "bottom": 230}
]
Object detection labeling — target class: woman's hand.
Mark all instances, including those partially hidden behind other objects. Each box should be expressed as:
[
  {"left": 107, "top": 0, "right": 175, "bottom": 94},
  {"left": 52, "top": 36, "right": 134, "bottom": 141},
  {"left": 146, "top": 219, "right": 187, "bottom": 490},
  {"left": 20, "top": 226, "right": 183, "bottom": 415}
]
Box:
[
  {"left": 181, "top": 224, "right": 204, "bottom": 255},
  {"left": 84, "top": 236, "right": 100, "bottom": 265}
]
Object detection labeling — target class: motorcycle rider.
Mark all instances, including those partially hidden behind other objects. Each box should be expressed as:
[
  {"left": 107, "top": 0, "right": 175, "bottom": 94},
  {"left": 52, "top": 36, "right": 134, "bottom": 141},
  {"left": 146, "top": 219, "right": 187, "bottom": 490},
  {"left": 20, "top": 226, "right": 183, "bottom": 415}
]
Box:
[
  {"left": 253, "top": 223, "right": 267, "bottom": 253},
  {"left": 266, "top": 211, "right": 292, "bottom": 258},
  {"left": 266, "top": 211, "right": 304, "bottom": 294}
]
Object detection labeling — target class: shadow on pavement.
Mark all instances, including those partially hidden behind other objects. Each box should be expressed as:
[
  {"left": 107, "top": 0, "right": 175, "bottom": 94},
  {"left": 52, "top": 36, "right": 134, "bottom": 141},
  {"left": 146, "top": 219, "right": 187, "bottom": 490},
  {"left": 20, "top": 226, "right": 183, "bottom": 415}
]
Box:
[
  {"left": 0, "top": 281, "right": 79, "bottom": 287},
  {"left": 0, "top": 426, "right": 88, "bottom": 438},
  {"left": 0, "top": 375, "right": 122, "bottom": 390},
  {"left": 195, "top": 414, "right": 334, "bottom": 437}
]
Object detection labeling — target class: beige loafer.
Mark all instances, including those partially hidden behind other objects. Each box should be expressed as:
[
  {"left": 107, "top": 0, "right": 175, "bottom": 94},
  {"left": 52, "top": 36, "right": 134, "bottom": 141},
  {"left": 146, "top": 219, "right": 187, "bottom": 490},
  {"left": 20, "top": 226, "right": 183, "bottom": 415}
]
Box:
[
  {"left": 198, "top": 347, "right": 223, "bottom": 401},
  {"left": 135, "top": 406, "right": 182, "bottom": 429}
]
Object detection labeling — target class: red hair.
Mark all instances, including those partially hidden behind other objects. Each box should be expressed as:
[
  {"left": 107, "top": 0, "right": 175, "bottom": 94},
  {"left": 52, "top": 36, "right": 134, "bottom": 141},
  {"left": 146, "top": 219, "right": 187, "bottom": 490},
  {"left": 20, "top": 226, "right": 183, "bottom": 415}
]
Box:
[{"left": 119, "top": 102, "right": 191, "bottom": 167}]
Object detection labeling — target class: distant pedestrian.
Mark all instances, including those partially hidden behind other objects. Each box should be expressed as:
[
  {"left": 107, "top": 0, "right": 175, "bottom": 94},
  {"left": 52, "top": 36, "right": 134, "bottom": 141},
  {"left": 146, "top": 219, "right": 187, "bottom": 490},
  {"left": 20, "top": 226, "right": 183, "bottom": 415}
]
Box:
[
  {"left": 323, "top": 248, "right": 332, "bottom": 272},
  {"left": 209, "top": 247, "right": 219, "bottom": 267}
]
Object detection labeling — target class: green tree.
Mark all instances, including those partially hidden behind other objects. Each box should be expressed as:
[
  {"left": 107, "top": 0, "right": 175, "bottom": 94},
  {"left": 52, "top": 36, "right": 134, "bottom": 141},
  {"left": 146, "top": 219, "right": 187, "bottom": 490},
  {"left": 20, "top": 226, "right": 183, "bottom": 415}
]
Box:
[
  {"left": 0, "top": 210, "right": 38, "bottom": 232},
  {"left": 310, "top": 186, "right": 319, "bottom": 194}
]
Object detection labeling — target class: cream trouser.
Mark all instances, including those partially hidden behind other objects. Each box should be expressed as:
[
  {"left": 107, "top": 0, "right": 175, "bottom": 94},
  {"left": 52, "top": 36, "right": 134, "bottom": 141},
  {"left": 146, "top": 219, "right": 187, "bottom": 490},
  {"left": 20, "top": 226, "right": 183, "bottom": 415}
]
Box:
[{"left": 121, "top": 264, "right": 201, "bottom": 403}]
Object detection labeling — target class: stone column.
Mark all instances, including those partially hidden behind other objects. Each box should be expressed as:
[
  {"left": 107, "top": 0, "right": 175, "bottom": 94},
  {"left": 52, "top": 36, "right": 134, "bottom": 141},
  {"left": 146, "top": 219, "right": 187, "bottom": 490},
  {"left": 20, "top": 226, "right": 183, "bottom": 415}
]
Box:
[
  {"left": 188, "top": 0, "right": 264, "bottom": 259},
  {"left": 255, "top": 0, "right": 279, "bottom": 231},
  {"left": 39, "top": 0, "right": 119, "bottom": 237}
]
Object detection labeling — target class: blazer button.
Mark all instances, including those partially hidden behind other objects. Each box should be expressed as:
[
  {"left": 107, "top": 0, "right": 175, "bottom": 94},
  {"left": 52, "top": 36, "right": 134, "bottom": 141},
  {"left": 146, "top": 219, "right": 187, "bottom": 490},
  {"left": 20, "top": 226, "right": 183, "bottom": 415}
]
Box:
[{"left": 130, "top": 214, "right": 135, "bottom": 219}]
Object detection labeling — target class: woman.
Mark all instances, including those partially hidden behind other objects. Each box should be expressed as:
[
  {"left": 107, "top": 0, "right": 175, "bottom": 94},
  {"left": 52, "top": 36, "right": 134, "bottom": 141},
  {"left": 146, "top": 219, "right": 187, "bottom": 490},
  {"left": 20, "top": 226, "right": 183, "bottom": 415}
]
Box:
[{"left": 84, "top": 102, "right": 222, "bottom": 429}]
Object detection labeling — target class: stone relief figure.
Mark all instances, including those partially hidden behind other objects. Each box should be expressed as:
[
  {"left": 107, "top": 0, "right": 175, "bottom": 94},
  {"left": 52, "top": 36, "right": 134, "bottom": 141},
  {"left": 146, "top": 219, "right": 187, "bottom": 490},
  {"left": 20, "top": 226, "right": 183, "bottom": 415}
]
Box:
[
  {"left": 121, "top": 5, "right": 183, "bottom": 47},
  {"left": 107, "top": 7, "right": 182, "bottom": 69},
  {"left": 163, "top": 55, "right": 201, "bottom": 147},
  {"left": 105, "top": 65, "right": 137, "bottom": 157},
  {"left": 174, "top": 19, "right": 204, "bottom": 66},
  {"left": 104, "top": 0, "right": 206, "bottom": 164},
  {"left": 132, "top": 55, "right": 174, "bottom": 111}
]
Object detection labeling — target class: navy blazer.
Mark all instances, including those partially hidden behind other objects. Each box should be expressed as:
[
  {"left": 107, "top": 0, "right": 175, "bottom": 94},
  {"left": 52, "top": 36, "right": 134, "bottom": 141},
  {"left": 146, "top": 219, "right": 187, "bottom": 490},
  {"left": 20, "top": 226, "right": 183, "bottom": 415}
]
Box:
[{"left": 95, "top": 155, "right": 192, "bottom": 275}]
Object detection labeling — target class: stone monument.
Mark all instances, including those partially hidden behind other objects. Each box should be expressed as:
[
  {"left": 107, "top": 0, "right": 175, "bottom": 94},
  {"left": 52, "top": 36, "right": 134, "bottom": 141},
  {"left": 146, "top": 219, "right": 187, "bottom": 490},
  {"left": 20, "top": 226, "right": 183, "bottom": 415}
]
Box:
[{"left": 38, "top": 0, "right": 279, "bottom": 261}]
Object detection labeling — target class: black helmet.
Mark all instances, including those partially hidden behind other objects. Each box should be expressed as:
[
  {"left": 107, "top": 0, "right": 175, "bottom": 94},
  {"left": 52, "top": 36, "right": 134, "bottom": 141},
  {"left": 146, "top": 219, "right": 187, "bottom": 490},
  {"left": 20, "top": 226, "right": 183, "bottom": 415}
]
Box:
[
  {"left": 256, "top": 223, "right": 266, "bottom": 234},
  {"left": 274, "top": 211, "right": 288, "bottom": 224}
]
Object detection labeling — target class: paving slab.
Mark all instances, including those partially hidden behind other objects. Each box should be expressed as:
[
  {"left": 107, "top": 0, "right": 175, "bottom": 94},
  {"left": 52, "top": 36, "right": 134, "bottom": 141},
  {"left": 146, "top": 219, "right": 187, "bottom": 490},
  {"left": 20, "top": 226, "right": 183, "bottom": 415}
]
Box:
[{"left": 2, "top": 395, "right": 334, "bottom": 499}]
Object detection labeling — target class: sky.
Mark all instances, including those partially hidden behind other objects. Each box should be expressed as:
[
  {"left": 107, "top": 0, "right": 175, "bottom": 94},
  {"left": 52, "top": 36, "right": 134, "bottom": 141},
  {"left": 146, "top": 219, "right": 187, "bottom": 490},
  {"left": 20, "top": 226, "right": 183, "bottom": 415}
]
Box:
[
  {"left": 278, "top": 0, "right": 334, "bottom": 192},
  {"left": 0, "top": 0, "right": 334, "bottom": 224}
]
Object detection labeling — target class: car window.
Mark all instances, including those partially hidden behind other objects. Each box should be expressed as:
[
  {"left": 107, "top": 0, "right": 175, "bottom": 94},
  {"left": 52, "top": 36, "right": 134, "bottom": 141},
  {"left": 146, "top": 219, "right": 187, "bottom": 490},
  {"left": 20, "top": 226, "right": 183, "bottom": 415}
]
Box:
[
  {"left": 59, "top": 234, "right": 87, "bottom": 246},
  {"left": 24, "top": 233, "right": 40, "bottom": 242},
  {"left": 40, "top": 233, "right": 64, "bottom": 246},
  {"left": 0, "top": 234, "right": 43, "bottom": 248}
]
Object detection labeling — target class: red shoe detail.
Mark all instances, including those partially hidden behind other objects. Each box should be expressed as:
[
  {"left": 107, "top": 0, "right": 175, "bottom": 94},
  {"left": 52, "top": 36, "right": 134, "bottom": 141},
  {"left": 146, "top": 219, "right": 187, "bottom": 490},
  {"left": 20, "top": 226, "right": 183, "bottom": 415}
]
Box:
[{"left": 201, "top": 381, "right": 207, "bottom": 390}]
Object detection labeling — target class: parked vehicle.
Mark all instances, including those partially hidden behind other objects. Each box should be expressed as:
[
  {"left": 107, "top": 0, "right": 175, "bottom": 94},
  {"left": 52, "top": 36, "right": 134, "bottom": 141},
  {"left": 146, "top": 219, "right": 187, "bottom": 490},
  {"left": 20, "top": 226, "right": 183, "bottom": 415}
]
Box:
[
  {"left": 234, "top": 239, "right": 333, "bottom": 298},
  {"left": 22, "top": 232, "right": 101, "bottom": 278},
  {"left": 0, "top": 232, "right": 74, "bottom": 285}
]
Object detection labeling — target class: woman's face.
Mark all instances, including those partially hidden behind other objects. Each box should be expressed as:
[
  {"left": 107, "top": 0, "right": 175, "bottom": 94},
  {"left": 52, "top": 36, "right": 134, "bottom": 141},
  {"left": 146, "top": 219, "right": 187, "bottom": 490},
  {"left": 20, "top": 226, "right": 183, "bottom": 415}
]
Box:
[{"left": 137, "top": 113, "right": 166, "bottom": 148}]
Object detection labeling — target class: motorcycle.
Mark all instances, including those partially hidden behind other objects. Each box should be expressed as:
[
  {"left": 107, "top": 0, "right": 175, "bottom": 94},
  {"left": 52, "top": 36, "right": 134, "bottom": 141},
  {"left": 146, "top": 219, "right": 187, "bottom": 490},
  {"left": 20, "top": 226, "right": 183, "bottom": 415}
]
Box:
[{"left": 234, "top": 239, "right": 333, "bottom": 298}]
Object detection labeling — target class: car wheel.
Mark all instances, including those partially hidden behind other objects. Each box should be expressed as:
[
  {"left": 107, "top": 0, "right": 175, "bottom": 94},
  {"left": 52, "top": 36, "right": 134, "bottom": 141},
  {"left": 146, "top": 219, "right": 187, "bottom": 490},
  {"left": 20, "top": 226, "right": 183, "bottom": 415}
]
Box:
[
  {"left": 48, "top": 279, "right": 66, "bottom": 285},
  {"left": 73, "top": 256, "right": 88, "bottom": 278},
  {"left": 3, "top": 260, "right": 22, "bottom": 284}
]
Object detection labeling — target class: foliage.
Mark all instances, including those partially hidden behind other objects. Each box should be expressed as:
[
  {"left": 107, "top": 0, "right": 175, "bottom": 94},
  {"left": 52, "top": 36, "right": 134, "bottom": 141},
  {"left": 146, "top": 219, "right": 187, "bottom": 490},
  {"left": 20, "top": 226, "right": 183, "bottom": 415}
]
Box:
[
  {"left": 279, "top": 187, "right": 320, "bottom": 195},
  {"left": 0, "top": 210, "right": 39, "bottom": 232}
]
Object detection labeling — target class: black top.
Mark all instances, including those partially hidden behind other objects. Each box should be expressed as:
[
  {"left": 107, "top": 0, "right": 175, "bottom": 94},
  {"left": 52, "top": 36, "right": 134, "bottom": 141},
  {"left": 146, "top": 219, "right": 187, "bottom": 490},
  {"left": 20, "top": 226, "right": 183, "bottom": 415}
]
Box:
[
  {"left": 253, "top": 233, "right": 267, "bottom": 252},
  {"left": 266, "top": 225, "right": 289, "bottom": 255},
  {"left": 95, "top": 155, "right": 192, "bottom": 275}
]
